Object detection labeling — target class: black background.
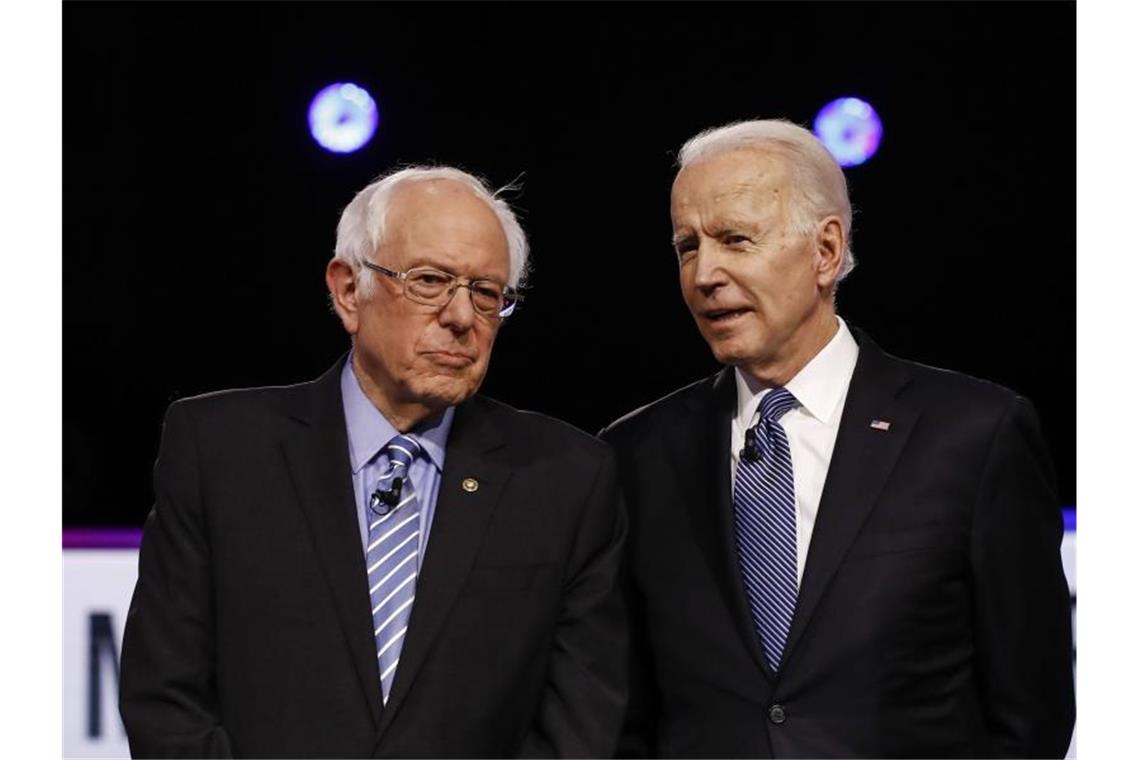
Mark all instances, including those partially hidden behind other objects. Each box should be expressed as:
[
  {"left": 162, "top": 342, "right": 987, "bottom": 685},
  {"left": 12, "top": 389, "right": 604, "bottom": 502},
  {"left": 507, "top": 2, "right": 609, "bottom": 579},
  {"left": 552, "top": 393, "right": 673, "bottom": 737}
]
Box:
[{"left": 64, "top": 1, "right": 1075, "bottom": 526}]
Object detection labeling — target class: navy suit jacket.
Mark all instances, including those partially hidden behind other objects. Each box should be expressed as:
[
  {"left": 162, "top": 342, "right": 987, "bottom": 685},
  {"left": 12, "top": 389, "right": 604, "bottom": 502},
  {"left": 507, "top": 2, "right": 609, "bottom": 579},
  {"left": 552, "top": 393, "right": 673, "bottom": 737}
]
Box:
[{"left": 602, "top": 328, "right": 1074, "bottom": 758}]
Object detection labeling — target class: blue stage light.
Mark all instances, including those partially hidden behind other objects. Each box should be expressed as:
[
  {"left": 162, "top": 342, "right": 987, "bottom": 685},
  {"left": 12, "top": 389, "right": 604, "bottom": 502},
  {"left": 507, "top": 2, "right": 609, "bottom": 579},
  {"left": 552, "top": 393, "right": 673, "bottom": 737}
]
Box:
[
  {"left": 308, "top": 83, "right": 379, "bottom": 154},
  {"left": 813, "top": 97, "right": 882, "bottom": 167}
]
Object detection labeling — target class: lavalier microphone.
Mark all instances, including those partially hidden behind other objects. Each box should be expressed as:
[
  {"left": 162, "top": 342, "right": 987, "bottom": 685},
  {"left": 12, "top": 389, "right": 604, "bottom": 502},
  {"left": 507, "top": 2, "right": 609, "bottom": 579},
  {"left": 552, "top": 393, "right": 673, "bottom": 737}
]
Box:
[{"left": 369, "top": 477, "right": 404, "bottom": 515}]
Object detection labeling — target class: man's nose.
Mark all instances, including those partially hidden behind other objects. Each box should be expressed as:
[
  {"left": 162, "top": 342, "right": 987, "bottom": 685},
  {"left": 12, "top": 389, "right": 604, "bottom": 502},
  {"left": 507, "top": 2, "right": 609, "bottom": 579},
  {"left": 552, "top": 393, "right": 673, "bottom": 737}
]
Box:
[
  {"left": 691, "top": 243, "right": 729, "bottom": 293},
  {"left": 438, "top": 284, "right": 477, "bottom": 332}
]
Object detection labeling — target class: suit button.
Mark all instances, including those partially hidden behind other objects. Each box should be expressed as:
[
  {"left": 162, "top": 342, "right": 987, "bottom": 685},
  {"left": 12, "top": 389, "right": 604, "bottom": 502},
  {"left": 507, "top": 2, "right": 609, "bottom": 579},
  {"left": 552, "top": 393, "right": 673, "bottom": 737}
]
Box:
[{"left": 768, "top": 704, "right": 787, "bottom": 725}]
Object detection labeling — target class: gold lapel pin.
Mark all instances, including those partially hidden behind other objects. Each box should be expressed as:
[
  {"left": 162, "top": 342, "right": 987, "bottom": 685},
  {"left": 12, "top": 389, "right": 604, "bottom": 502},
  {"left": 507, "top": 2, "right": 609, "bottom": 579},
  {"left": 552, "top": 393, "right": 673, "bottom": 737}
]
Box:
[{"left": 461, "top": 478, "right": 479, "bottom": 493}]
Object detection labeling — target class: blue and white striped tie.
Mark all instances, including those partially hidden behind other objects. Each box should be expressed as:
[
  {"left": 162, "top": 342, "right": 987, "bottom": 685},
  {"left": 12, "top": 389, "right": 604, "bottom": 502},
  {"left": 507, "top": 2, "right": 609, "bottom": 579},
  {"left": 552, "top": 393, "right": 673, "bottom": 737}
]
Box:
[
  {"left": 733, "top": 387, "right": 799, "bottom": 673},
  {"left": 366, "top": 434, "right": 422, "bottom": 703}
]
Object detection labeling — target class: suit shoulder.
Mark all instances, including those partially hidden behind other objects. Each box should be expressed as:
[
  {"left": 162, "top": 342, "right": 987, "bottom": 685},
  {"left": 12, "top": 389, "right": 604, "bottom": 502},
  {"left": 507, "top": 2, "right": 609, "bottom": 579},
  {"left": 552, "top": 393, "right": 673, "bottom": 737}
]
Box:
[
  {"left": 472, "top": 395, "right": 612, "bottom": 460},
  {"left": 901, "top": 355, "right": 1019, "bottom": 398},
  {"left": 165, "top": 379, "right": 311, "bottom": 427},
  {"left": 600, "top": 373, "right": 720, "bottom": 445},
  {"left": 887, "top": 351, "right": 1029, "bottom": 418}
]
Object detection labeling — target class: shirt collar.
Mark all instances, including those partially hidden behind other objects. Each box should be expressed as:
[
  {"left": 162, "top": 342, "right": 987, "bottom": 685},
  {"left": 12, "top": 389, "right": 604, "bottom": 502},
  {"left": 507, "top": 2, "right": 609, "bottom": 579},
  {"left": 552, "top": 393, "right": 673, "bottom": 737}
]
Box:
[
  {"left": 340, "top": 353, "right": 453, "bottom": 474},
  {"left": 734, "top": 316, "right": 860, "bottom": 428}
]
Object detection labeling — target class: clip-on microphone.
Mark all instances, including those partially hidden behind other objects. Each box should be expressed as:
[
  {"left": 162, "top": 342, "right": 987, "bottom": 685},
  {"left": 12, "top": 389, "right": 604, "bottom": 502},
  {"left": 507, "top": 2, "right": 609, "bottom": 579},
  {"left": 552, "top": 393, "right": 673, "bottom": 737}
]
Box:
[
  {"left": 369, "top": 477, "right": 404, "bottom": 516},
  {"left": 741, "top": 427, "right": 761, "bottom": 463}
]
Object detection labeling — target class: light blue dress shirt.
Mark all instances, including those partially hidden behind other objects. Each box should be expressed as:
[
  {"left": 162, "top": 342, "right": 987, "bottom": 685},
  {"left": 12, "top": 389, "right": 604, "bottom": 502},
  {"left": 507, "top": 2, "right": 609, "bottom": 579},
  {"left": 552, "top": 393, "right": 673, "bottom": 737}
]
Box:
[{"left": 339, "top": 356, "right": 454, "bottom": 569}]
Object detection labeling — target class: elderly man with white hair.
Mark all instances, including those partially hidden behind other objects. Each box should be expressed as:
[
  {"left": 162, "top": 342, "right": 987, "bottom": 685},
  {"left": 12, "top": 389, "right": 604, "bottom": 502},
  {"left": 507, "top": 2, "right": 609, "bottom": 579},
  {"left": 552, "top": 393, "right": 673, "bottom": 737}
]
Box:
[
  {"left": 602, "top": 120, "right": 1074, "bottom": 758},
  {"left": 120, "top": 166, "right": 627, "bottom": 758}
]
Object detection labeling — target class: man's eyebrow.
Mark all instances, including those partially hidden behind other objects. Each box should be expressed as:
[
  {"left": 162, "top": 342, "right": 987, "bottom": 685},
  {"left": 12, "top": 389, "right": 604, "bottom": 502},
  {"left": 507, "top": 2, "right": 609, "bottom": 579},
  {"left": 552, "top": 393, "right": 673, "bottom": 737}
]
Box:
[
  {"left": 671, "top": 218, "right": 762, "bottom": 245},
  {"left": 672, "top": 230, "right": 696, "bottom": 247},
  {"left": 406, "top": 259, "right": 456, "bottom": 274},
  {"left": 410, "top": 260, "right": 509, "bottom": 286},
  {"left": 711, "top": 217, "right": 762, "bottom": 234}
]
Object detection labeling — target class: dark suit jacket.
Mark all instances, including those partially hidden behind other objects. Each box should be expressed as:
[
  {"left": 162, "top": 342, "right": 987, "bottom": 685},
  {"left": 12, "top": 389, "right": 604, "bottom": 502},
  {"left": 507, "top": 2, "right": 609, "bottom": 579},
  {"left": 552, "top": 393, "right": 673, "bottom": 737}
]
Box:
[
  {"left": 120, "top": 358, "right": 627, "bottom": 758},
  {"left": 601, "top": 328, "right": 1074, "bottom": 758}
]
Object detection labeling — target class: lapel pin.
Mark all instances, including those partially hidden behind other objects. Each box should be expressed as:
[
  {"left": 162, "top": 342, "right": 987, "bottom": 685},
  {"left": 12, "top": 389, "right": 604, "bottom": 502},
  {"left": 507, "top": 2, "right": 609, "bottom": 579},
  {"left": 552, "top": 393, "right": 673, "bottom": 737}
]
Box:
[
  {"left": 869, "top": 419, "right": 891, "bottom": 431},
  {"left": 461, "top": 478, "right": 479, "bottom": 493}
]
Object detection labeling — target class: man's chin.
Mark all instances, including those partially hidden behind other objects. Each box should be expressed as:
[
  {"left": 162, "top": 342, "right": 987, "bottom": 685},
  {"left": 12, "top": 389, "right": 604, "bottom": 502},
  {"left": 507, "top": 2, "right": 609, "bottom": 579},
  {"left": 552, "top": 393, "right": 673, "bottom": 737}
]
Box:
[
  {"left": 410, "top": 372, "right": 483, "bottom": 409},
  {"left": 706, "top": 339, "right": 748, "bottom": 367}
]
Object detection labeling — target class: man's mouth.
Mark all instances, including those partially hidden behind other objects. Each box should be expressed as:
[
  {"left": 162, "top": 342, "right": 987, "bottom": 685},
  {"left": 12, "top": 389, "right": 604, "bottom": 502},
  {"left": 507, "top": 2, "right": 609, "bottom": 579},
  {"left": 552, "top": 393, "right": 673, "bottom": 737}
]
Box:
[
  {"left": 702, "top": 307, "right": 751, "bottom": 324},
  {"left": 423, "top": 350, "right": 476, "bottom": 368}
]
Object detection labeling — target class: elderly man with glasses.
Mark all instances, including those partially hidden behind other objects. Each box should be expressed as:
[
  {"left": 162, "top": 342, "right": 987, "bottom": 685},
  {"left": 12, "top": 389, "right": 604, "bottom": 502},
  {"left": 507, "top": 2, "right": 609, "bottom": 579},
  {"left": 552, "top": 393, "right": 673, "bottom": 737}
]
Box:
[{"left": 120, "top": 166, "right": 628, "bottom": 758}]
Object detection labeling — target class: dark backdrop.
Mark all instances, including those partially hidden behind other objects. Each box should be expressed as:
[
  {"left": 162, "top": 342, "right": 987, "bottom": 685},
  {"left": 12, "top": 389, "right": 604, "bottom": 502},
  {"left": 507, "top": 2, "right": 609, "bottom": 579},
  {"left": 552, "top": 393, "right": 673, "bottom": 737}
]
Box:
[{"left": 64, "top": 1, "right": 1076, "bottom": 526}]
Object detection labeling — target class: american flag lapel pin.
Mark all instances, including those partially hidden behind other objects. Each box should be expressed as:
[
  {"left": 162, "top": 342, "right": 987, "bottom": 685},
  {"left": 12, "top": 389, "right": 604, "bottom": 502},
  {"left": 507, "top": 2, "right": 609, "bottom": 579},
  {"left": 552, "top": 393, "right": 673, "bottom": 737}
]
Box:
[{"left": 869, "top": 419, "right": 891, "bottom": 431}]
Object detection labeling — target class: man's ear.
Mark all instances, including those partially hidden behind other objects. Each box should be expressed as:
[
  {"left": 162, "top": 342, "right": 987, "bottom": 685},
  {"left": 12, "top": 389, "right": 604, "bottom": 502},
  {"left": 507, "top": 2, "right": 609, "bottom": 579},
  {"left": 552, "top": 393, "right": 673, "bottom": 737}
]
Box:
[
  {"left": 326, "top": 258, "right": 361, "bottom": 335},
  {"left": 814, "top": 216, "right": 846, "bottom": 291}
]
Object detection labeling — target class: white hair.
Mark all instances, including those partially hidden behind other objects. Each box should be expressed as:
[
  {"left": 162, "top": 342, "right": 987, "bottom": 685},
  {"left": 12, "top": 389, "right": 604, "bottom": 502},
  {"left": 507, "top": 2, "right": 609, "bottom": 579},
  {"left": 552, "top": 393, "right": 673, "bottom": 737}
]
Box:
[
  {"left": 678, "top": 119, "right": 856, "bottom": 282},
  {"left": 334, "top": 165, "right": 529, "bottom": 298}
]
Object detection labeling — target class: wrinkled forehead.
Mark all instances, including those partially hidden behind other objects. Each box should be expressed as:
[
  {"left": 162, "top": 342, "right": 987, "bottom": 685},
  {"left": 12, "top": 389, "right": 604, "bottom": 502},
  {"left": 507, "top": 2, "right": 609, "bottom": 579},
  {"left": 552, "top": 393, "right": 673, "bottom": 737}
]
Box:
[
  {"left": 380, "top": 180, "right": 510, "bottom": 276},
  {"left": 671, "top": 149, "right": 793, "bottom": 214}
]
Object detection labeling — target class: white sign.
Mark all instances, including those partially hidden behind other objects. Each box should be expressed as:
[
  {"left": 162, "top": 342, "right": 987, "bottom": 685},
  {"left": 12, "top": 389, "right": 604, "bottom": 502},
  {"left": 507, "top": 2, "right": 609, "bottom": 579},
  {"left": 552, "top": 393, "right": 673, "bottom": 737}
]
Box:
[
  {"left": 62, "top": 550, "right": 137, "bottom": 760},
  {"left": 62, "top": 532, "right": 1078, "bottom": 759}
]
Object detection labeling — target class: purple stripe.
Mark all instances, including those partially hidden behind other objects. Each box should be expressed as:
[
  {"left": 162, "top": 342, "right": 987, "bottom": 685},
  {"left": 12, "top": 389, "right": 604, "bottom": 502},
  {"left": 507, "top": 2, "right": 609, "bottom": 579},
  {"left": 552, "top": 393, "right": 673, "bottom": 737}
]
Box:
[
  {"left": 1062, "top": 507, "right": 1076, "bottom": 533},
  {"left": 63, "top": 527, "right": 143, "bottom": 549}
]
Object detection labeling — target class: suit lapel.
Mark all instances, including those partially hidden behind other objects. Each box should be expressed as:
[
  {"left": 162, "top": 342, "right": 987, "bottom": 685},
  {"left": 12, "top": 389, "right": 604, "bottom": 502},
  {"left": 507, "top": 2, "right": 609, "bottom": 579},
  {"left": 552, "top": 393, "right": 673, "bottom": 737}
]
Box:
[
  {"left": 667, "top": 370, "right": 775, "bottom": 681},
  {"left": 376, "top": 397, "right": 511, "bottom": 736},
  {"left": 280, "top": 358, "right": 384, "bottom": 729},
  {"left": 781, "top": 330, "right": 917, "bottom": 666}
]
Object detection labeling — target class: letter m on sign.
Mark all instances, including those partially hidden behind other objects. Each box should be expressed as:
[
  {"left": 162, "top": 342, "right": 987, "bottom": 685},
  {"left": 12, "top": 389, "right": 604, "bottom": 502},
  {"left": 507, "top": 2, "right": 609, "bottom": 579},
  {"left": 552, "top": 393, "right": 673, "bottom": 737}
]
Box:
[{"left": 88, "top": 612, "right": 121, "bottom": 738}]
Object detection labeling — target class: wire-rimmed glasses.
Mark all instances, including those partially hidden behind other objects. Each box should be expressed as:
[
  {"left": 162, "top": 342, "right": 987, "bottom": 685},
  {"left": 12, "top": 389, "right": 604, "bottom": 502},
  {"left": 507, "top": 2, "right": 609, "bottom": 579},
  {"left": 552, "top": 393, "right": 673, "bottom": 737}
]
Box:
[{"left": 362, "top": 261, "right": 523, "bottom": 318}]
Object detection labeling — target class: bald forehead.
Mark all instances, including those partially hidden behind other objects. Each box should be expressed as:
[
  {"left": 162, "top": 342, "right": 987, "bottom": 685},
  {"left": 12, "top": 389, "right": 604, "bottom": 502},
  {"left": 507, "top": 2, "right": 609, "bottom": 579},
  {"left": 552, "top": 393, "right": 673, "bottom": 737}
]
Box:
[
  {"left": 670, "top": 150, "right": 796, "bottom": 238},
  {"left": 386, "top": 180, "right": 504, "bottom": 235},
  {"left": 380, "top": 178, "right": 510, "bottom": 277},
  {"left": 388, "top": 178, "right": 491, "bottom": 216},
  {"left": 673, "top": 149, "right": 792, "bottom": 201}
]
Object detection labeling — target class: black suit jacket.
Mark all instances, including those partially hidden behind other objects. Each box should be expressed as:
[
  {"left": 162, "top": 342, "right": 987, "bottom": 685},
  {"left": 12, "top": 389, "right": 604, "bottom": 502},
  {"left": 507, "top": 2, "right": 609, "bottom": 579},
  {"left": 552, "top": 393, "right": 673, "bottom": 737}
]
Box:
[
  {"left": 601, "top": 329, "right": 1074, "bottom": 758},
  {"left": 120, "top": 358, "right": 627, "bottom": 758}
]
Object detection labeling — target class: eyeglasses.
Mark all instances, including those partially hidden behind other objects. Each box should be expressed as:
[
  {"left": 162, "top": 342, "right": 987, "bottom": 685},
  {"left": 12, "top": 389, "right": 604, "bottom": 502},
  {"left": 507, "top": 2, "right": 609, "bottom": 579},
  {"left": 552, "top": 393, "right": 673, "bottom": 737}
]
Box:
[{"left": 362, "top": 261, "right": 523, "bottom": 318}]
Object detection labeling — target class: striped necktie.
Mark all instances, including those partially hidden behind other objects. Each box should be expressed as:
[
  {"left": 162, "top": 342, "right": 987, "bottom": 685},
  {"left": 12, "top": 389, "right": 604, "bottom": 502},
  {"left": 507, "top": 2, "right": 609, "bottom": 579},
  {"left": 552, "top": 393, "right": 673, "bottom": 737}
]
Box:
[
  {"left": 733, "top": 387, "right": 799, "bottom": 673},
  {"left": 366, "top": 433, "right": 423, "bottom": 703}
]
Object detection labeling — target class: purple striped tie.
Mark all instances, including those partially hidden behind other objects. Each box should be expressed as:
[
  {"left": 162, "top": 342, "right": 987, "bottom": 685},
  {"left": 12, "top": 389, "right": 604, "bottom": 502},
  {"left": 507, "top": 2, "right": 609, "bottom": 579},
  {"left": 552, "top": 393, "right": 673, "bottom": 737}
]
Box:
[{"left": 733, "top": 387, "right": 799, "bottom": 672}]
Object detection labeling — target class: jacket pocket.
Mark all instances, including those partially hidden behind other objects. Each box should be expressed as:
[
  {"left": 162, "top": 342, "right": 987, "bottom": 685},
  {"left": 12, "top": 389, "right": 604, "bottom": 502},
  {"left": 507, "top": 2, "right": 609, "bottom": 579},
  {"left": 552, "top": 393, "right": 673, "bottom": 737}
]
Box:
[
  {"left": 846, "top": 526, "right": 960, "bottom": 559},
  {"left": 465, "top": 562, "right": 559, "bottom": 591}
]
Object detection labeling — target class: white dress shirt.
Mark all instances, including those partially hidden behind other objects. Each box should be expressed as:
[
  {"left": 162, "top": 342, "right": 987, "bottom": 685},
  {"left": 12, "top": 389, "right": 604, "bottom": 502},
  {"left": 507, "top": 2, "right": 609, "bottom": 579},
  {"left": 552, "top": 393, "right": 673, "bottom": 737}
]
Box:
[{"left": 730, "top": 317, "right": 860, "bottom": 584}]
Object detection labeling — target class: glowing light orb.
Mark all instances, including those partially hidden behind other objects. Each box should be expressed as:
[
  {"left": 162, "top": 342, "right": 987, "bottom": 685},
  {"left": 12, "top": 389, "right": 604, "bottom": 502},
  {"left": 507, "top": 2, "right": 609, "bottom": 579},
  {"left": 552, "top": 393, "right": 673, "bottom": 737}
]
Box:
[
  {"left": 813, "top": 97, "right": 882, "bottom": 167},
  {"left": 308, "top": 82, "right": 379, "bottom": 153}
]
